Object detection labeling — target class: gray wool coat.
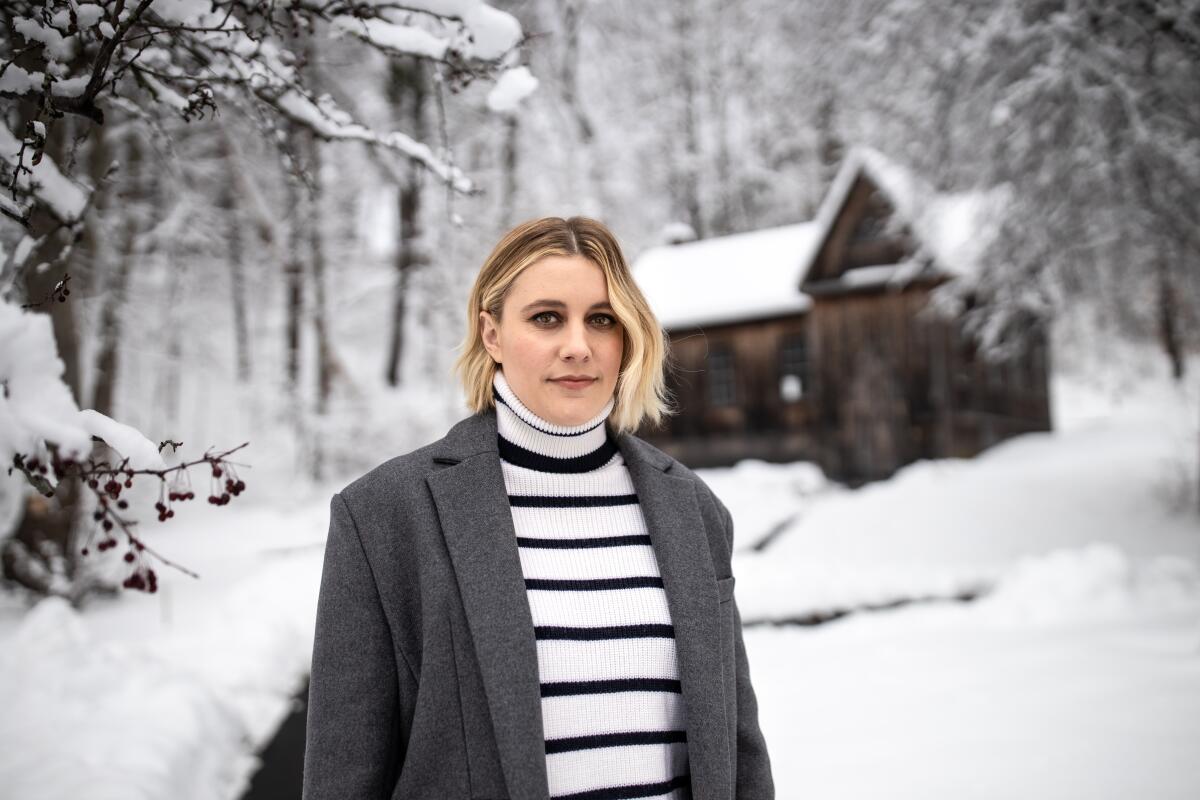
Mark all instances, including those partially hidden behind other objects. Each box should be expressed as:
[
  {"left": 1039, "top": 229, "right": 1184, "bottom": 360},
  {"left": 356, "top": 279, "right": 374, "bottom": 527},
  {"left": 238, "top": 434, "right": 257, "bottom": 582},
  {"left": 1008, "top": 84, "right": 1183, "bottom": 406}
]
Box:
[{"left": 302, "top": 407, "right": 774, "bottom": 800}]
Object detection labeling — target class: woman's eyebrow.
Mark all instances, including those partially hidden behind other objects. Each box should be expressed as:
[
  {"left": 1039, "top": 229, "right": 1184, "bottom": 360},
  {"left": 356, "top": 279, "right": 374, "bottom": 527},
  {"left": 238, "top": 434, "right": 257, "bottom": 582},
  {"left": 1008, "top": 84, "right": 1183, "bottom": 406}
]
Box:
[{"left": 520, "top": 299, "right": 614, "bottom": 313}]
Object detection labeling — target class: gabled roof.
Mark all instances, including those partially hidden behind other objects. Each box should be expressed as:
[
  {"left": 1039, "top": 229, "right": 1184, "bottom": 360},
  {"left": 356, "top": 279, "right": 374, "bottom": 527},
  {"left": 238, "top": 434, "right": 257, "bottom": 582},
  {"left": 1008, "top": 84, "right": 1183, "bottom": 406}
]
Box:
[
  {"left": 797, "top": 146, "right": 1001, "bottom": 287},
  {"left": 631, "top": 147, "right": 1002, "bottom": 331},
  {"left": 632, "top": 222, "right": 820, "bottom": 330}
]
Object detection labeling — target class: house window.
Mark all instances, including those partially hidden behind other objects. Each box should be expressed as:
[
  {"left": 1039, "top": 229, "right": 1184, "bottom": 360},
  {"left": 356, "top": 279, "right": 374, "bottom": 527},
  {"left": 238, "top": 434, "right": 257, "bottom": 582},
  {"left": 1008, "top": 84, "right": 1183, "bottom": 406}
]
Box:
[
  {"left": 706, "top": 345, "right": 737, "bottom": 407},
  {"left": 778, "top": 334, "right": 809, "bottom": 402}
]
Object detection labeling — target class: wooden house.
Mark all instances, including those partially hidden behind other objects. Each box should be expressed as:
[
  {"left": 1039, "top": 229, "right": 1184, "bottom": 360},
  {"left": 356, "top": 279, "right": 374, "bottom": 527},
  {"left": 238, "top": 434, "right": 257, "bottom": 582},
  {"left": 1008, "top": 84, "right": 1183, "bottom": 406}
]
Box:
[{"left": 632, "top": 148, "right": 1051, "bottom": 483}]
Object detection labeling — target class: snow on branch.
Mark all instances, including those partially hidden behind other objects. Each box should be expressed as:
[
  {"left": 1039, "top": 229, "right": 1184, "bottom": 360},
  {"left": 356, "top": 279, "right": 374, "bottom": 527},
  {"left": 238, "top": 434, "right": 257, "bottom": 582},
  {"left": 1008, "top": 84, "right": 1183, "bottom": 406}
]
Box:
[
  {"left": 0, "top": 298, "right": 161, "bottom": 469},
  {"left": 0, "top": 0, "right": 527, "bottom": 210},
  {"left": 0, "top": 121, "right": 89, "bottom": 227}
]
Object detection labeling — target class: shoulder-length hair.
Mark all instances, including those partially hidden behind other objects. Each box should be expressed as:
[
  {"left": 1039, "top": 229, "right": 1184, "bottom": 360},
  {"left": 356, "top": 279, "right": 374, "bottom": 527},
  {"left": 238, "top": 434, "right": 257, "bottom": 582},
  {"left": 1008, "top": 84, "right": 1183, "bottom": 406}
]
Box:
[{"left": 455, "top": 216, "right": 673, "bottom": 435}]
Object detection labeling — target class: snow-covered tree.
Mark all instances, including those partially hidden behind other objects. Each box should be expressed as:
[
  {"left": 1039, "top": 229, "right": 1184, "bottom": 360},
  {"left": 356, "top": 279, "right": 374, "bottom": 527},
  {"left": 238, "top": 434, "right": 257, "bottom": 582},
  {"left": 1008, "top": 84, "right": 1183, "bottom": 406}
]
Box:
[{"left": 1, "top": 0, "right": 531, "bottom": 599}]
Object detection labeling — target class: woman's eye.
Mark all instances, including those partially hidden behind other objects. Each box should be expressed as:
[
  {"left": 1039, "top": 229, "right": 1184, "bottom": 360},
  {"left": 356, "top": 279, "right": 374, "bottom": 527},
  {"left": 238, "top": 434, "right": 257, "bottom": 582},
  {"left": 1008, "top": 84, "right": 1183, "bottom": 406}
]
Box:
[{"left": 530, "top": 311, "right": 615, "bottom": 327}]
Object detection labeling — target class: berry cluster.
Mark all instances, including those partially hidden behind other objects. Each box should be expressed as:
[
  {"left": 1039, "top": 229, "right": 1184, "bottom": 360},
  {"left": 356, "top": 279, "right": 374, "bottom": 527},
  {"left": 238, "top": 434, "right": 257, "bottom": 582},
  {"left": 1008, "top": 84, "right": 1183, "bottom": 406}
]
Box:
[
  {"left": 122, "top": 567, "right": 157, "bottom": 592},
  {"left": 207, "top": 462, "right": 245, "bottom": 506},
  {"left": 12, "top": 442, "right": 249, "bottom": 594}
]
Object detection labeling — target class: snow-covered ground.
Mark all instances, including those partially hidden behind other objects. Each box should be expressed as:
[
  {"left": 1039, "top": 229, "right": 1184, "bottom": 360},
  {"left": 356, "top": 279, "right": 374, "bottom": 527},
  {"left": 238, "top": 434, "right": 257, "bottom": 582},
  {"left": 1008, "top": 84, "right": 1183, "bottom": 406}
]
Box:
[{"left": 1, "top": 365, "right": 1197, "bottom": 799}]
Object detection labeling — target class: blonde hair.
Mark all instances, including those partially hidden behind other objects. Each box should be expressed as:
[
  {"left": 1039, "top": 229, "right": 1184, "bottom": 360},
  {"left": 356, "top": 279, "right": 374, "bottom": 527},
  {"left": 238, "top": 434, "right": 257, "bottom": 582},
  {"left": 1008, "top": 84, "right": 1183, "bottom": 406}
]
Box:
[{"left": 455, "top": 216, "right": 673, "bottom": 434}]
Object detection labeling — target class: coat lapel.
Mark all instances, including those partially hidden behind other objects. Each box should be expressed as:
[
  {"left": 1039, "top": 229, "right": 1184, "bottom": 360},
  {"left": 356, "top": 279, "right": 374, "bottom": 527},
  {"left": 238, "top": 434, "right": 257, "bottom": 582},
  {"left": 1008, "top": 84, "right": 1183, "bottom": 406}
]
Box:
[
  {"left": 426, "top": 410, "right": 729, "bottom": 800},
  {"left": 618, "top": 433, "right": 730, "bottom": 800},
  {"left": 427, "top": 411, "right": 550, "bottom": 800}
]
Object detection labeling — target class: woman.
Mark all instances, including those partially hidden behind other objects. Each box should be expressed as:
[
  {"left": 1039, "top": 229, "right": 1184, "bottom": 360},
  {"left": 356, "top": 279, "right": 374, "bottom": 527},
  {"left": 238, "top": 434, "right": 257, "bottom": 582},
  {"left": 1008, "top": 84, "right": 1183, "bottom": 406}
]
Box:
[{"left": 303, "top": 217, "right": 773, "bottom": 800}]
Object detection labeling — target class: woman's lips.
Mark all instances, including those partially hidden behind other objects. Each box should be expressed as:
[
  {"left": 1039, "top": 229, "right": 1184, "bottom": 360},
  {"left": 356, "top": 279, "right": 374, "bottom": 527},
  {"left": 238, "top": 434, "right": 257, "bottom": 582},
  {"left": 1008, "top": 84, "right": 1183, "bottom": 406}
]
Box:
[{"left": 552, "top": 378, "right": 596, "bottom": 390}]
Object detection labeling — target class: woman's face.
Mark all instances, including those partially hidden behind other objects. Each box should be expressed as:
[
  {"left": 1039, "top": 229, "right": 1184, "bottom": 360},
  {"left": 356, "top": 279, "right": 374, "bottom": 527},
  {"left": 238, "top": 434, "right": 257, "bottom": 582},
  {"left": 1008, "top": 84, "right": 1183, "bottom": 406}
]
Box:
[{"left": 481, "top": 254, "right": 624, "bottom": 427}]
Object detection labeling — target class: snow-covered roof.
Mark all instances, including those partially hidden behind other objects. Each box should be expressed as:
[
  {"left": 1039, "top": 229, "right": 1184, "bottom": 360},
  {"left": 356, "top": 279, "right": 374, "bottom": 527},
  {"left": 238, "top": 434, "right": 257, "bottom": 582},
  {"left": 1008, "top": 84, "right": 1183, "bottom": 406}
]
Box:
[
  {"left": 630, "top": 148, "right": 1003, "bottom": 331},
  {"left": 796, "top": 146, "right": 1003, "bottom": 284},
  {"left": 632, "top": 222, "right": 820, "bottom": 330}
]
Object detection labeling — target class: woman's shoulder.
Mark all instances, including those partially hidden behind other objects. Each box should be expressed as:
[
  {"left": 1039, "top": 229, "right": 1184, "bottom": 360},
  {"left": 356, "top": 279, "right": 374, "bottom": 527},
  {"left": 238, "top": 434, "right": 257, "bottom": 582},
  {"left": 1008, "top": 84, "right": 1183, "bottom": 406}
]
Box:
[
  {"left": 337, "top": 412, "right": 488, "bottom": 508},
  {"left": 616, "top": 430, "right": 727, "bottom": 513}
]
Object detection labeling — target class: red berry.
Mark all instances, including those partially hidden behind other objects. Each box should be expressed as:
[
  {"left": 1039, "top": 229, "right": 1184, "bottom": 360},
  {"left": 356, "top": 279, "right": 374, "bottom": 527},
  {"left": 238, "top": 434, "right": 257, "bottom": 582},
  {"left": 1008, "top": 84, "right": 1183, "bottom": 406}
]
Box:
[
  {"left": 117, "top": 499, "right": 128, "bottom": 510},
  {"left": 81, "top": 547, "right": 89, "bottom": 556},
  {"left": 124, "top": 479, "right": 132, "bottom": 488},
  {"left": 124, "top": 552, "right": 134, "bottom": 563},
  {"left": 102, "top": 520, "right": 113, "bottom": 532},
  {"left": 212, "top": 466, "right": 223, "bottom": 478}
]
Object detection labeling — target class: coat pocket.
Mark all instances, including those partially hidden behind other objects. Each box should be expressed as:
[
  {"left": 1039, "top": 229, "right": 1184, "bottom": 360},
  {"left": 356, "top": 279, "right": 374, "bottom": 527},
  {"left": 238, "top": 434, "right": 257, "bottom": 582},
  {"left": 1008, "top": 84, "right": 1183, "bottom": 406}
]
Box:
[{"left": 717, "top": 575, "right": 736, "bottom": 603}]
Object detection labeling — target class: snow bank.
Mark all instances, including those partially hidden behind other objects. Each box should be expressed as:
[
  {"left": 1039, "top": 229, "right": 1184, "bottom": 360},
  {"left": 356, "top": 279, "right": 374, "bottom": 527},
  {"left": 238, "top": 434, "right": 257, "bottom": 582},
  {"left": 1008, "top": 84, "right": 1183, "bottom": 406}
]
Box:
[
  {"left": 978, "top": 543, "right": 1200, "bottom": 626},
  {"left": 0, "top": 597, "right": 248, "bottom": 800},
  {"left": 0, "top": 540, "right": 323, "bottom": 800},
  {"left": 722, "top": 367, "right": 1199, "bottom": 622}
]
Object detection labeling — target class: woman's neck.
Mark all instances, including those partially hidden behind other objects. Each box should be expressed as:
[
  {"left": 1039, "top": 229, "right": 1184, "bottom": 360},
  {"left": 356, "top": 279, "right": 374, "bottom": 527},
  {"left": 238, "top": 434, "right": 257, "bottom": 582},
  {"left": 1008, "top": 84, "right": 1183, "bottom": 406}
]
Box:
[{"left": 492, "top": 370, "right": 615, "bottom": 460}]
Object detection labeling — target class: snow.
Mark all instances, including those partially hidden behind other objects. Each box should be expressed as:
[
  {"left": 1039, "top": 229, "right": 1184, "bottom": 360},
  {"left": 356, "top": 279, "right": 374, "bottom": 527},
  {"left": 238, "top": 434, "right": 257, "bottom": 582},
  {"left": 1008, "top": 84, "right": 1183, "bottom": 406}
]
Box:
[
  {"left": 13, "top": 17, "right": 74, "bottom": 60},
  {"left": 0, "top": 301, "right": 94, "bottom": 463},
  {"left": 0, "top": 361, "right": 1197, "bottom": 798},
  {"left": 795, "top": 146, "right": 1004, "bottom": 285},
  {"left": 273, "top": 90, "right": 475, "bottom": 193},
  {"left": 455, "top": 0, "right": 524, "bottom": 60},
  {"left": 77, "top": 410, "right": 166, "bottom": 471},
  {"left": 0, "top": 122, "right": 89, "bottom": 223},
  {"left": 74, "top": 5, "right": 106, "bottom": 29},
  {"left": 0, "top": 299, "right": 163, "bottom": 468},
  {"left": 632, "top": 223, "right": 819, "bottom": 330},
  {"left": 629, "top": 148, "right": 1005, "bottom": 332},
  {"left": 0, "top": 64, "right": 45, "bottom": 97},
  {"left": 725, "top": 373, "right": 1199, "bottom": 623},
  {"left": 331, "top": 16, "right": 450, "bottom": 61},
  {"left": 487, "top": 66, "right": 539, "bottom": 113}
]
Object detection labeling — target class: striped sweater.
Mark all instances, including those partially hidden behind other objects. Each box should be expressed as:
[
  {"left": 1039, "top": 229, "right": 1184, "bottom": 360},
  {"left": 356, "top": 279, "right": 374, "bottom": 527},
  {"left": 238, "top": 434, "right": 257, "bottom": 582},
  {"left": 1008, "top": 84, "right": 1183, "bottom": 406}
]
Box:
[{"left": 493, "top": 370, "right": 691, "bottom": 800}]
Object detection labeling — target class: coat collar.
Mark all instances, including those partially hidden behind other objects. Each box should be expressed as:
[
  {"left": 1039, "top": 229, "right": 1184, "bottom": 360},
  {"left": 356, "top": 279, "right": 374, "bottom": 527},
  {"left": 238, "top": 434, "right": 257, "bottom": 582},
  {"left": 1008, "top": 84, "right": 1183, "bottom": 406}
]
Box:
[{"left": 425, "top": 408, "right": 730, "bottom": 800}]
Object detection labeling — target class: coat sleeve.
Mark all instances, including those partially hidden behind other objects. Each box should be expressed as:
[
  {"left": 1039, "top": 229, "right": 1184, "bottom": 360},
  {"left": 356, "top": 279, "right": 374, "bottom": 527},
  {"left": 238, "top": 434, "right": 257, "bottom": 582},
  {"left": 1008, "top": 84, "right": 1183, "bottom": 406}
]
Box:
[
  {"left": 717, "top": 495, "right": 775, "bottom": 799},
  {"left": 303, "top": 492, "right": 404, "bottom": 799}
]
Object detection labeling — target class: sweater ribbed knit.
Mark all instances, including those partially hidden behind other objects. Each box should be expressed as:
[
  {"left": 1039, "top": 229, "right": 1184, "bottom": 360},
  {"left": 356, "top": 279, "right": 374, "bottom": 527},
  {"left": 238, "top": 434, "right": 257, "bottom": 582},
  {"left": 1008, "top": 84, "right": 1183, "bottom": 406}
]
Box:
[{"left": 493, "top": 370, "right": 692, "bottom": 800}]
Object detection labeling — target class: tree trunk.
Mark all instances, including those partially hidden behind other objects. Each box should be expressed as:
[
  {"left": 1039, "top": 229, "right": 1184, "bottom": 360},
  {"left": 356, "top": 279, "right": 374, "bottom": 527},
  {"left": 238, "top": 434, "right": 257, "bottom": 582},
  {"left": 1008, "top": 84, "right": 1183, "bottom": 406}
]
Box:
[
  {"left": 2, "top": 116, "right": 96, "bottom": 598},
  {"left": 384, "top": 58, "right": 428, "bottom": 387},
  {"left": 671, "top": 0, "right": 704, "bottom": 238},
  {"left": 1156, "top": 253, "right": 1185, "bottom": 381},
  {"left": 91, "top": 131, "right": 143, "bottom": 417},
  {"left": 499, "top": 115, "right": 519, "bottom": 229},
  {"left": 219, "top": 137, "right": 253, "bottom": 384},
  {"left": 309, "top": 136, "right": 333, "bottom": 417},
  {"left": 283, "top": 130, "right": 305, "bottom": 392}
]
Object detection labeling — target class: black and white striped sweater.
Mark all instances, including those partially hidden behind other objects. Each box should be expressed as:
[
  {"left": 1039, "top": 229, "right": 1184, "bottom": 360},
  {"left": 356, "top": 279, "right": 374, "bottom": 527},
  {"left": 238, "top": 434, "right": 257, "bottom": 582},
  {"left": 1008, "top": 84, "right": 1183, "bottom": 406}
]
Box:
[{"left": 493, "top": 370, "right": 691, "bottom": 800}]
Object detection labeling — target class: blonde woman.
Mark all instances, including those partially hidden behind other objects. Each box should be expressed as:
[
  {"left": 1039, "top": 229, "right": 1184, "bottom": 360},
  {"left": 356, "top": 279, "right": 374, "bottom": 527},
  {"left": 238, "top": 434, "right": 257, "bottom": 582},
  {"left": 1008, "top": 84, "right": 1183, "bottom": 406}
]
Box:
[{"left": 303, "top": 217, "right": 773, "bottom": 800}]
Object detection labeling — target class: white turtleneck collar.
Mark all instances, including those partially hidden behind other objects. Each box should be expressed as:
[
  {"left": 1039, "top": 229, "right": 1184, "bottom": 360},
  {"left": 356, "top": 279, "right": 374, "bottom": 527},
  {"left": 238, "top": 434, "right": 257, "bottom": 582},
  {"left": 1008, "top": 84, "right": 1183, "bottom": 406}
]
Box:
[{"left": 492, "top": 369, "right": 616, "bottom": 464}]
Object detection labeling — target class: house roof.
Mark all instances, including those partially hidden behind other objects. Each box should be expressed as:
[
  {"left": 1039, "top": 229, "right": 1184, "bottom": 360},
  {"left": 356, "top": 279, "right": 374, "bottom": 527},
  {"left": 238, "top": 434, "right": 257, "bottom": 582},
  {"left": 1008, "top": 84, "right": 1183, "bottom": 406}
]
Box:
[
  {"left": 632, "top": 222, "right": 820, "bottom": 330},
  {"left": 631, "top": 147, "right": 1001, "bottom": 331},
  {"left": 797, "top": 146, "right": 1001, "bottom": 286}
]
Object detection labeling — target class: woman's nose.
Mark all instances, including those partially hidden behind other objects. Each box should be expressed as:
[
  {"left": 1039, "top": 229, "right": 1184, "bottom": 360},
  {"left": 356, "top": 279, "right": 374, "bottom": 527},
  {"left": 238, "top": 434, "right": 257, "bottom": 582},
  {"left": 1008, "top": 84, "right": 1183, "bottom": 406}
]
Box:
[{"left": 560, "top": 320, "right": 591, "bottom": 361}]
